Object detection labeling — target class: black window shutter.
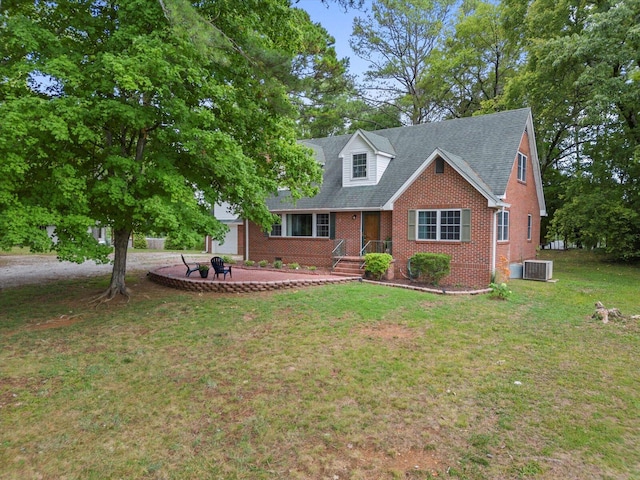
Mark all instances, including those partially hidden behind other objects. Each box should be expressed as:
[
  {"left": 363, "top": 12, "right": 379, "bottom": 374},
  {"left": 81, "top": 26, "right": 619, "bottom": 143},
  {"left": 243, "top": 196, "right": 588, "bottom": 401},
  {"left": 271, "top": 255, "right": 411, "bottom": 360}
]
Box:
[
  {"left": 461, "top": 209, "right": 471, "bottom": 242},
  {"left": 329, "top": 212, "right": 336, "bottom": 240},
  {"left": 408, "top": 210, "right": 416, "bottom": 241}
]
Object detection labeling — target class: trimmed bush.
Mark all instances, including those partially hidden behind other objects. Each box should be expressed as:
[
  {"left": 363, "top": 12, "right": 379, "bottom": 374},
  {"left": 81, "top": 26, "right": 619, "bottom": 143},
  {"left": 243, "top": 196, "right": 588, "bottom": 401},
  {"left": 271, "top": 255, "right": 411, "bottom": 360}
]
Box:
[
  {"left": 364, "top": 253, "right": 393, "bottom": 280},
  {"left": 409, "top": 253, "right": 451, "bottom": 285},
  {"left": 273, "top": 260, "right": 283, "bottom": 269},
  {"left": 258, "top": 260, "right": 269, "bottom": 268},
  {"left": 222, "top": 256, "right": 236, "bottom": 264},
  {"left": 133, "top": 235, "right": 147, "bottom": 249},
  {"left": 244, "top": 260, "right": 255, "bottom": 267},
  {"left": 288, "top": 262, "right": 300, "bottom": 270}
]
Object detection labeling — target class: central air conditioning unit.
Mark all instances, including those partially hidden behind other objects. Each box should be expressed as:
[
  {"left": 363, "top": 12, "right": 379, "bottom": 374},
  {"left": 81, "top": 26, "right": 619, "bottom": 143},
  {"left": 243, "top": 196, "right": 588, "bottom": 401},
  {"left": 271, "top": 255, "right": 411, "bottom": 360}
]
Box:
[{"left": 523, "top": 260, "right": 553, "bottom": 281}]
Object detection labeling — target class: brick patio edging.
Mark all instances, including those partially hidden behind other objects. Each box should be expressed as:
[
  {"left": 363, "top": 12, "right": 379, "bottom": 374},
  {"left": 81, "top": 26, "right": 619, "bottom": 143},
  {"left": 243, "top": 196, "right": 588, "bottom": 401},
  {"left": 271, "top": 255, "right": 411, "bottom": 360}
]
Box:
[{"left": 147, "top": 271, "right": 362, "bottom": 293}]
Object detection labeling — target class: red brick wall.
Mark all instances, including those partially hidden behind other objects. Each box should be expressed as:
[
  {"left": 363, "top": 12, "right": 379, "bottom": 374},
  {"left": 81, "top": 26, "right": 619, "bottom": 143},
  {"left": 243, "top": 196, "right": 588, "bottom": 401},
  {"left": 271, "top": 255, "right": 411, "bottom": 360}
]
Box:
[
  {"left": 498, "top": 132, "right": 542, "bottom": 268},
  {"left": 392, "top": 158, "right": 495, "bottom": 288},
  {"left": 241, "top": 132, "right": 543, "bottom": 287},
  {"left": 380, "top": 211, "right": 393, "bottom": 247},
  {"left": 245, "top": 211, "right": 387, "bottom": 267},
  {"left": 246, "top": 221, "right": 334, "bottom": 268},
  {"left": 237, "top": 223, "right": 246, "bottom": 258},
  {"left": 336, "top": 212, "right": 362, "bottom": 256}
]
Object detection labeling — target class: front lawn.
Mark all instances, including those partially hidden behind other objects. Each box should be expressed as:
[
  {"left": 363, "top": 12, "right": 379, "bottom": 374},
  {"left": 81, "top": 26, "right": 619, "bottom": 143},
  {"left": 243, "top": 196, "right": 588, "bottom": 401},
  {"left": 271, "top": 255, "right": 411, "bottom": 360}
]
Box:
[{"left": 1, "top": 250, "right": 639, "bottom": 479}]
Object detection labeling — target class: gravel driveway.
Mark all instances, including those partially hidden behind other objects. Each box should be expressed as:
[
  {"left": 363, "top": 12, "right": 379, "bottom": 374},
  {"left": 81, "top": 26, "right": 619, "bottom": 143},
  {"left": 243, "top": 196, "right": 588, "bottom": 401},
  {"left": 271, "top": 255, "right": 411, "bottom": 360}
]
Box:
[{"left": 0, "top": 252, "right": 213, "bottom": 289}]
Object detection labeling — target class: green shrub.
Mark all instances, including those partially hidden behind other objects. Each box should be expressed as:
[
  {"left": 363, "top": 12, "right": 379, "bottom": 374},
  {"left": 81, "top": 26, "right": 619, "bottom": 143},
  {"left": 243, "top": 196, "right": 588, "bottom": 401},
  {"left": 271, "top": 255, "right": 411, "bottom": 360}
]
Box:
[
  {"left": 489, "top": 282, "right": 512, "bottom": 300},
  {"left": 244, "top": 260, "right": 255, "bottom": 267},
  {"left": 164, "top": 233, "right": 204, "bottom": 251},
  {"left": 307, "top": 265, "right": 317, "bottom": 271},
  {"left": 258, "top": 260, "right": 269, "bottom": 267},
  {"left": 221, "top": 255, "right": 236, "bottom": 264},
  {"left": 409, "top": 253, "right": 451, "bottom": 285},
  {"left": 133, "top": 235, "right": 147, "bottom": 249},
  {"left": 364, "top": 253, "right": 393, "bottom": 280},
  {"left": 273, "top": 260, "right": 283, "bottom": 269},
  {"left": 288, "top": 262, "right": 300, "bottom": 270}
]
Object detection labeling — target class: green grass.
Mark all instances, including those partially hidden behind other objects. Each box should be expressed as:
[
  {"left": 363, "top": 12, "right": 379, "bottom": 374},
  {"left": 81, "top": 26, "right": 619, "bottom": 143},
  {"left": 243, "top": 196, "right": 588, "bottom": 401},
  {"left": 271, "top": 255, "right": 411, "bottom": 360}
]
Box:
[{"left": 1, "top": 250, "right": 640, "bottom": 479}]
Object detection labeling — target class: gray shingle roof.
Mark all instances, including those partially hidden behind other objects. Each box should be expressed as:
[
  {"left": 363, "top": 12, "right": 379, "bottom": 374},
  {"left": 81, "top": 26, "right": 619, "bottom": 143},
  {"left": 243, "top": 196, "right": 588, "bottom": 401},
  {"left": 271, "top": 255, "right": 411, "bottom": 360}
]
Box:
[
  {"left": 357, "top": 129, "right": 396, "bottom": 157},
  {"left": 269, "top": 108, "right": 532, "bottom": 211}
]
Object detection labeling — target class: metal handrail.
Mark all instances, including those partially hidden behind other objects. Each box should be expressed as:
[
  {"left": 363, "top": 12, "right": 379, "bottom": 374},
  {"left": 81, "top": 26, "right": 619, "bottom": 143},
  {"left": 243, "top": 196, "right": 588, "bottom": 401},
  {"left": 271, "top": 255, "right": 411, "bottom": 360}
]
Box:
[
  {"left": 332, "top": 239, "right": 346, "bottom": 269},
  {"left": 359, "top": 240, "right": 371, "bottom": 257},
  {"left": 359, "top": 240, "right": 391, "bottom": 256}
]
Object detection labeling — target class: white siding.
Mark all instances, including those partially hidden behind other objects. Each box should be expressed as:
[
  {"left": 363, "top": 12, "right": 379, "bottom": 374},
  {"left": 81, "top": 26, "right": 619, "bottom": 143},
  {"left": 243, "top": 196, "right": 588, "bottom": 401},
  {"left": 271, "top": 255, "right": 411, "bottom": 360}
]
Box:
[
  {"left": 211, "top": 224, "right": 238, "bottom": 255},
  {"left": 340, "top": 132, "right": 393, "bottom": 187},
  {"left": 213, "top": 202, "right": 238, "bottom": 221},
  {"left": 376, "top": 154, "right": 391, "bottom": 181}
]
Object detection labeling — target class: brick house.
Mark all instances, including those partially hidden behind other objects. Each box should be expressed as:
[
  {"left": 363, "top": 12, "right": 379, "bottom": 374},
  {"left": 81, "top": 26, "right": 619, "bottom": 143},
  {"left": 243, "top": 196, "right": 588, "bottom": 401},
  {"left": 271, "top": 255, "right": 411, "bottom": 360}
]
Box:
[{"left": 233, "top": 108, "right": 546, "bottom": 288}]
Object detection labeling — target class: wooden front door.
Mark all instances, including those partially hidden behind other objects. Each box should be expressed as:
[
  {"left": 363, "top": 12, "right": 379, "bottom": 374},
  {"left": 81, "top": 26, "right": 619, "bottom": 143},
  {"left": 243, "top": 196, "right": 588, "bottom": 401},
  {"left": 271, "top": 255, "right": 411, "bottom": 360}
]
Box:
[{"left": 362, "top": 211, "right": 380, "bottom": 254}]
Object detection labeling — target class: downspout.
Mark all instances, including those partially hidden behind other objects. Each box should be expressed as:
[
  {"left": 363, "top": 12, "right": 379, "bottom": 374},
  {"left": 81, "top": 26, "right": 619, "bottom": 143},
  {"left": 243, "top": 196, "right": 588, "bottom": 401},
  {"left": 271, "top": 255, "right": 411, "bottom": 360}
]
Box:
[{"left": 491, "top": 209, "right": 498, "bottom": 281}]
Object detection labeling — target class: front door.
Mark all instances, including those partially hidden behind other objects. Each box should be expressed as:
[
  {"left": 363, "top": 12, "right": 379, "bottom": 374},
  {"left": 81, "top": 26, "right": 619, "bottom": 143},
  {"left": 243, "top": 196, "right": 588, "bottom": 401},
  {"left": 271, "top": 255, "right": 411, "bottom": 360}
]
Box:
[{"left": 362, "top": 211, "right": 380, "bottom": 254}]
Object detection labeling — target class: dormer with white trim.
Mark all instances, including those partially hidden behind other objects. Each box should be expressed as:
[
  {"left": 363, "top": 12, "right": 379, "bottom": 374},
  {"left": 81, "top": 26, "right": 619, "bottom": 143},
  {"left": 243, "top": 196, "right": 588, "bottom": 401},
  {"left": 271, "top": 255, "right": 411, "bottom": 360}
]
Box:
[{"left": 339, "top": 129, "right": 395, "bottom": 187}]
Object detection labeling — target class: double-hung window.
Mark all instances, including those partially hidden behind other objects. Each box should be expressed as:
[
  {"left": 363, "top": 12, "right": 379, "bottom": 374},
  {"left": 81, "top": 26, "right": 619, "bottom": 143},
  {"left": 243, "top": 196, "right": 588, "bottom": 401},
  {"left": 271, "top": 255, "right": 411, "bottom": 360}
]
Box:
[
  {"left": 352, "top": 153, "right": 367, "bottom": 179},
  {"left": 417, "top": 209, "right": 461, "bottom": 241},
  {"left": 271, "top": 213, "right": 330, "bottom": 238},
  {"left": 517, "top": 152, "right": 527, "bottom": 182},
  {"left": 287, "top": 213, "right": 313, "bottom": 237},
  {"left": 497, "top": 210, "right": 509, "bottom": 241},
  {"left": 527, "top": 214, "right": 532, "bottom": 241},
  {"left": 316, "top": 213, "right": 330, "bottom": 237}
]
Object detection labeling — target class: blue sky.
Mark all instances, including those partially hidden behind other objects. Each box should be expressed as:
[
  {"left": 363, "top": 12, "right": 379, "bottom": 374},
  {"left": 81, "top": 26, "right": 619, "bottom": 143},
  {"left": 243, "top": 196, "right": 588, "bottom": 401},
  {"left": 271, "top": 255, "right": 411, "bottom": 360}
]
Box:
[{"left": 296, "top": 0, "right": 369, "bottom": 79}]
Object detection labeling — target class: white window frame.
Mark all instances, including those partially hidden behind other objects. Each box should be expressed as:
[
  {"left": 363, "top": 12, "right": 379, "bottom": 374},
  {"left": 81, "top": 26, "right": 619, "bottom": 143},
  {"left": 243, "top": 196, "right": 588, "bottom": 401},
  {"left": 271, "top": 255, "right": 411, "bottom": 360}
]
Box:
[
  {"left": 352, "top": 152, "right": 367, "bottom": 179},
  {"left": 517, "top": 152, "right": 527, "bottom": 182},
  {"left": 316, "top": 213, "right": 330, "bottom": 238},
  {"left": 416, "top": 209, "right": 462, "bottom": 241},
  {"left": 270, "top": 214, "right": 282, "bottom": 237},
  {"left": 270, "top": 213, "right": 330, "bottom": 238},
  {"left": 527, "top": 214, "right": 532, "bottom": 241},
  {"left": 497, "top": 210, "right": 509, "bottom": 242}
]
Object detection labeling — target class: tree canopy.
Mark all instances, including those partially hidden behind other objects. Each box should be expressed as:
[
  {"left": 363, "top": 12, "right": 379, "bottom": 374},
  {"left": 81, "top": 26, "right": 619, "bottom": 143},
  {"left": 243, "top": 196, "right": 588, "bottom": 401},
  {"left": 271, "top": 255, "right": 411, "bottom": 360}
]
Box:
[
  {"left": 345, "top": 0, "right": 639, "bottom": 259},
  {"left": 350, "top": 0, "right": 455, "bottom": 125},
  {"left": 499, "top": 0, "right": 640, "bottom": 258},
  {"left": 0, "top": 0, "right": 342, "bottom": 298}
]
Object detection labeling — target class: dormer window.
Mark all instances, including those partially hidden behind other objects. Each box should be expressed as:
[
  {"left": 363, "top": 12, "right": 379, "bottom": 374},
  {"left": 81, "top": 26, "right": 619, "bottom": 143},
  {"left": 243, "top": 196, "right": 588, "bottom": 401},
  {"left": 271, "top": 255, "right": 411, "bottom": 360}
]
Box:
[
  {"left": 339, "top": 130, "right": 394, "bottom": 187},
  {"left": 352, "top": 153, "right": 367, "bottom": 179}
]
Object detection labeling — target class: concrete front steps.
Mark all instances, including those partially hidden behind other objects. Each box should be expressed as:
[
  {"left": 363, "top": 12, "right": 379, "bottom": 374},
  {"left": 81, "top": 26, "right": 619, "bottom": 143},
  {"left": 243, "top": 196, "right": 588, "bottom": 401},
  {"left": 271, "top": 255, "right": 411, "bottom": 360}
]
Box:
[{"left": 332, "top": 256, "right": 365, "bottom": 277}]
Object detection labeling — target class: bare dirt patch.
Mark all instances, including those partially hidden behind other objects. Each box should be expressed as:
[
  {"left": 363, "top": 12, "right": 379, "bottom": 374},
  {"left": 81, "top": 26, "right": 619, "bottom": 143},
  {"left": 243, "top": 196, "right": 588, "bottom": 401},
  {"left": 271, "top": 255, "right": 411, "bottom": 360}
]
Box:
[
  {"left": 25, "top": 314, "right": 85, "bottom": 331},
  {"left": 358, "top": 322, "right": 417, "bottom": 340}
]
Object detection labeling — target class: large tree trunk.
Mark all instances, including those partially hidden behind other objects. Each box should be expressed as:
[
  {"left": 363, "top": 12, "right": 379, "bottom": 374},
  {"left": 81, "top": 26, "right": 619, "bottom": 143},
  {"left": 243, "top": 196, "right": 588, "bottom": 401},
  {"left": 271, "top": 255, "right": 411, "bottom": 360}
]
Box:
[{"left": 94, "top": 228, "right": 131, "bottom": 304}]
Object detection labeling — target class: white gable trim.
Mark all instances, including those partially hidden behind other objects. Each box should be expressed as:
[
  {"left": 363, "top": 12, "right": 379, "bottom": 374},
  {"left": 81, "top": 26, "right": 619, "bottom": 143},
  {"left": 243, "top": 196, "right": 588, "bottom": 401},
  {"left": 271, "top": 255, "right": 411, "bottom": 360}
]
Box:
[
  {"left": 340, "top": 130, "right": 395, "bottom": 188},
  {"left": 338, "top": 129, "right": 394, "bottom": 159},
  {"left": 382, "top": 148, "right": 506, "bottom": 210},
  {"left": 524, "top": 111, "right": 547, "bottom": 217}
]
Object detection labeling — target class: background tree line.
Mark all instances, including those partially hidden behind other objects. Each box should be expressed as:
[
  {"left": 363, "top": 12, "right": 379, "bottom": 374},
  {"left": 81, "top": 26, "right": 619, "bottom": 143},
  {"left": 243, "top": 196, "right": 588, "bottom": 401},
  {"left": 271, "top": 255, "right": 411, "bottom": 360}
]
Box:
[{"left": 303, "top": 0, "right": 640, "bottom": 261}]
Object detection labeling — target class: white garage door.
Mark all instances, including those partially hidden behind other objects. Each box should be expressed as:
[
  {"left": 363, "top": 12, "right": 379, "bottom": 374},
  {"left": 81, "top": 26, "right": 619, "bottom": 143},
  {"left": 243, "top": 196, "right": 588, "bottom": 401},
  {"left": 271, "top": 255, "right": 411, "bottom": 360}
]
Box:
[{"left": 212, "top": 224, "right": 238, "bottom": 255}]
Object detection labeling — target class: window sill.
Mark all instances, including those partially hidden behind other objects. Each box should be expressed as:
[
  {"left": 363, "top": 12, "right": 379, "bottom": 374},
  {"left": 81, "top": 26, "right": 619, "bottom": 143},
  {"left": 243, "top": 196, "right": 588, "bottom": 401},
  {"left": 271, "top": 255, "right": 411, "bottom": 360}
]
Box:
[{"left": 269, "top": 236, "right": 330, "bottom": 240}]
